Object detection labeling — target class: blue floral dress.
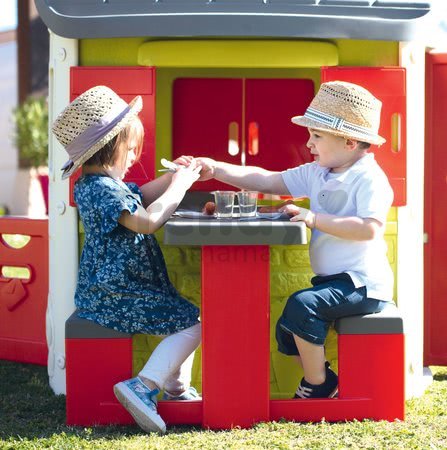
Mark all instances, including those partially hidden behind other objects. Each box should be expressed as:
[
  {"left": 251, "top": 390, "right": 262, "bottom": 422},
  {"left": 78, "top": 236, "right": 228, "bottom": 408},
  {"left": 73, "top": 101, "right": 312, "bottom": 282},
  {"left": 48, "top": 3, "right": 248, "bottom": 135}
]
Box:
[{"left": 73, "top": 174, "right": 200, "bottom": 335}]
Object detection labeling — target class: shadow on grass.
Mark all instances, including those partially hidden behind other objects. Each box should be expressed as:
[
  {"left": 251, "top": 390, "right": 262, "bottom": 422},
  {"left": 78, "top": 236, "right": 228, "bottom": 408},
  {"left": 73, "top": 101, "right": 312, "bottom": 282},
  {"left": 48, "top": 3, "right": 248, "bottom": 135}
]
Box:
[
  {"left": 433, "top": 372, "right": 447, "bottom": 382},
  {"left": 0, "top": 361, "right": 201, "bottom": 441}
]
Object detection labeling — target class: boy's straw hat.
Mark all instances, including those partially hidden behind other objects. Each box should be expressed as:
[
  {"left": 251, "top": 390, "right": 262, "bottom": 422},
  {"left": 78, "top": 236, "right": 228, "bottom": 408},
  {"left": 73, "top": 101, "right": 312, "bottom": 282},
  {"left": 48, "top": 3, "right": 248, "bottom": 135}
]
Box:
[
  {"left": 52, "top": 85, "right": 142, "bottom": 180},
  {"left": 291, "top": 81, "right": 386, "bottom": 146}
]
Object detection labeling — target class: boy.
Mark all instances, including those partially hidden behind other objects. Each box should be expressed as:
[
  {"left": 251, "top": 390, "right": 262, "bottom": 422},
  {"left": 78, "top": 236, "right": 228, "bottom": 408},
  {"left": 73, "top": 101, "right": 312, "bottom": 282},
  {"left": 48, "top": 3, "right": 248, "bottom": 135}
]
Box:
[{"left": 195, "top": 81, "right": 394, "bottom": 399}]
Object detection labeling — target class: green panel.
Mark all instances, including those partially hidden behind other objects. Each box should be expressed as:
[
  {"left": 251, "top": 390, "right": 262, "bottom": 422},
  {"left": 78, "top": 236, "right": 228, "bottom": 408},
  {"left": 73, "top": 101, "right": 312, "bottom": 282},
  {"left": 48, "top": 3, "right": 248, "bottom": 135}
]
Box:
[{"left": 138, "top": 40, "right": 338, "bottom": 68}]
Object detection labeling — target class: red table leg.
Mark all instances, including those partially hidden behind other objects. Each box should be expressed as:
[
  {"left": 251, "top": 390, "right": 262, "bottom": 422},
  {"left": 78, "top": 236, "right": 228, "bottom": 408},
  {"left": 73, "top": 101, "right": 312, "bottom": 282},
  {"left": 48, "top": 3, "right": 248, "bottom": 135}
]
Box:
[{"left": 201, "top": 245, "right": 270, "bottom": 429}]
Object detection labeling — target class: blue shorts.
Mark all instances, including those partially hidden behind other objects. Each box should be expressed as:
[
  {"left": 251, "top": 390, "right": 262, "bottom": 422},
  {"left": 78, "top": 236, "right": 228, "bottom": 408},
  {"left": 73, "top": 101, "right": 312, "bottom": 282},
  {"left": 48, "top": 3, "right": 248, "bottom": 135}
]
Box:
[{"left": 276, "top": 273, "right": 388, "bottom": 355}]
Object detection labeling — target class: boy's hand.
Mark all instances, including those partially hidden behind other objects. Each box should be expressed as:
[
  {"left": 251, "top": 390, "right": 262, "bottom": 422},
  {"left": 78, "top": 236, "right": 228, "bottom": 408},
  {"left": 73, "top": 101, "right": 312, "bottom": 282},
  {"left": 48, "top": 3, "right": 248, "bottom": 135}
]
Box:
[
  {"left": 280, "top": 204, "right": 317, "bottom": 229},
  {"left": 194, "top": 157, "right": 217, "bottom": 181},
  {"left": 173, "top": 155, "right": 194, "bottom": 167}
]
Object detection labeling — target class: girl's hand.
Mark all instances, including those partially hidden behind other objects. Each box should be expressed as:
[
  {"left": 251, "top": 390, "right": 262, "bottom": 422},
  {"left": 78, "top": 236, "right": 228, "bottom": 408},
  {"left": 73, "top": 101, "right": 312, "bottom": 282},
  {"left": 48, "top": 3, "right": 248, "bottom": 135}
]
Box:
[
  {"left": 171, "top": 159, "right": 202, "bottom": 191},
  {"left": 194, "top": 157, "right": 217, "bottom": 181}
]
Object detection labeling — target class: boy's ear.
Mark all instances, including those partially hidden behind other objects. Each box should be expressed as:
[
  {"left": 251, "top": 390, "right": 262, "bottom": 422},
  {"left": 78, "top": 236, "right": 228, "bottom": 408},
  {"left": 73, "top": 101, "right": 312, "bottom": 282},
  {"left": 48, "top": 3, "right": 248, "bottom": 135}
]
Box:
[{"left": 345, "top": 138, "right": 360, "bottom": 151}]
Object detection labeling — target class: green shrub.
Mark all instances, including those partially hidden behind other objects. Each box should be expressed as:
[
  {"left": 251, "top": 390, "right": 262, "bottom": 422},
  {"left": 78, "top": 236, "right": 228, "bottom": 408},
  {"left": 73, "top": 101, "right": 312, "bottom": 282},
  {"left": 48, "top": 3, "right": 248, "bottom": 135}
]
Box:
[{"left": 13, "top": 96, "right": 48, "bottom": 168}]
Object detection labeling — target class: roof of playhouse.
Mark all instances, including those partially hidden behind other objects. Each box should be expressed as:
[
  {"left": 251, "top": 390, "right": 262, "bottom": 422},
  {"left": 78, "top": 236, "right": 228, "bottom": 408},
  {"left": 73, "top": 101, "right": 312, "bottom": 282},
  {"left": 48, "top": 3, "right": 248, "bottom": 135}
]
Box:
[{"left": 35, "top": 0, "right": 440, "bottom": 42}]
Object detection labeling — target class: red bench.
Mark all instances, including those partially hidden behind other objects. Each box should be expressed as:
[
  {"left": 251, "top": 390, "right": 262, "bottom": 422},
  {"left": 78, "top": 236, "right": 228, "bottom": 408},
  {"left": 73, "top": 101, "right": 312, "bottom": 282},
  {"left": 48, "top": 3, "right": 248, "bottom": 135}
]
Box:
[{"left": 65, "top": 302, "right": 404, "bottom": 427}]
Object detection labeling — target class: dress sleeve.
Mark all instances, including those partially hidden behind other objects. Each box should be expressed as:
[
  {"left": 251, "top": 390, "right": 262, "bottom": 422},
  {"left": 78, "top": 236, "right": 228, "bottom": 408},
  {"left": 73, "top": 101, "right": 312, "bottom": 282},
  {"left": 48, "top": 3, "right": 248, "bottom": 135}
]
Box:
[
  {"left": 126, "top": 182, "right": 143, "bottom": 199},
  {"left": 99, "top": 182, "right": 141, "bottom": 234}
]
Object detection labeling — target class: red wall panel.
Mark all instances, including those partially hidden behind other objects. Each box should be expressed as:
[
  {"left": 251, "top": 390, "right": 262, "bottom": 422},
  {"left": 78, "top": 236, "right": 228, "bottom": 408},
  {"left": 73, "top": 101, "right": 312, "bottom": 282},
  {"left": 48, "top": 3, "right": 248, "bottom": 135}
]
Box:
[
  {"left": 173, "top": 78, "right": 315, "bottom": 192},
  {"left": 424, "top": 53, "right": 447, "bottom": 365},
  {"left": 322, "top": 67, "right": 407, "bottom": 206},
  {"left": 69, "top": 67, "right": 155, "bottom": 205}
]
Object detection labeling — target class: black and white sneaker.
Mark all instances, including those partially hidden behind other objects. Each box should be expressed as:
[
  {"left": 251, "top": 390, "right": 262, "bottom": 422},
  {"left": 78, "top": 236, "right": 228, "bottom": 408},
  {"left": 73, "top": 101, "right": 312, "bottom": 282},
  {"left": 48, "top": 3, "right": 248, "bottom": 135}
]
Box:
[{"left": 294, "top": 361, "right": 338, "bottom": 399}]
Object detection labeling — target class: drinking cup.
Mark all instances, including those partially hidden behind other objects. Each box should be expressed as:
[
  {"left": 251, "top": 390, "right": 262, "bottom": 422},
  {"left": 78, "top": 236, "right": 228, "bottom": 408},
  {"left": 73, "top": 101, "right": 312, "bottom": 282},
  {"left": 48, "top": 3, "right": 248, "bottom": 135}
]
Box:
[
  {"left": 236, "top": 191, "right": 258, "bottom": 218},
  {"left": 213, "top": 191, "right": 235, "bottom": 218}
]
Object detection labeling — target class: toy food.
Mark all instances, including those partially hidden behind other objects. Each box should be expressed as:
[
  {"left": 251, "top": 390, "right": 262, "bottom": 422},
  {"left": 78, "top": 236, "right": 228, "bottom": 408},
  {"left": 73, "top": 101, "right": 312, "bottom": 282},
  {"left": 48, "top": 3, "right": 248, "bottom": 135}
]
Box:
[{"left": 202, "top": 201, "right": 216, "bottom": 215}]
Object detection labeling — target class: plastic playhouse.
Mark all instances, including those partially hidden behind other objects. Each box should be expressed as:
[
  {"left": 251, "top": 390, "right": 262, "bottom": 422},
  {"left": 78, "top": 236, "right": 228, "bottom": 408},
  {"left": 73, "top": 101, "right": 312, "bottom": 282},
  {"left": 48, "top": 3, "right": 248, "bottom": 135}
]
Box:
[{"left": 1, "top": 0, "right": 447, "bottom": 430}]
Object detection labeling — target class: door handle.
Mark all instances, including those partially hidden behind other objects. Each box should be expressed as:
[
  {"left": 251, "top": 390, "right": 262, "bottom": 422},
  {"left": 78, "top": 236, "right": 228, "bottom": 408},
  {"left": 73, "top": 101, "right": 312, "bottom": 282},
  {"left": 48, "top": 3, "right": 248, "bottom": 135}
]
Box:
[
  {"left": 248, "top": 122, "right": 259, "bottom": 156},
  {"left": 228, "top": 121, "right": 239, "bottom": 156},
  {"left": 391, "top": 113, "right": 402, "bottom": 153}
]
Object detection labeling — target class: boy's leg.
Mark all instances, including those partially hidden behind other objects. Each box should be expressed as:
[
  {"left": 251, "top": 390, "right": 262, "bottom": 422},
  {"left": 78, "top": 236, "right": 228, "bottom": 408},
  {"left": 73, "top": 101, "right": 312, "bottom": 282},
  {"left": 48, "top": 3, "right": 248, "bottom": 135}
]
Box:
[
  {"left": 276, "top": 273, "right": 387, "bottom": 398},
  {"left": 292, "top": 335, "right": 326, "bottom": 385}
]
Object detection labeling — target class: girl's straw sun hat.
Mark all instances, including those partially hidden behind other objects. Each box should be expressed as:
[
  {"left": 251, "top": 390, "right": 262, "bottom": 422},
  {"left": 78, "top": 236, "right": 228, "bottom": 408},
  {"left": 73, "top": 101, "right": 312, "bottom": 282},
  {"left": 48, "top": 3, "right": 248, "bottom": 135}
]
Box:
[
  {"left": 52, "top": 85, "right": 142, "bottom": 180},
  {"left": 292, "top": 81, "right": 386, "bottom": 146}
]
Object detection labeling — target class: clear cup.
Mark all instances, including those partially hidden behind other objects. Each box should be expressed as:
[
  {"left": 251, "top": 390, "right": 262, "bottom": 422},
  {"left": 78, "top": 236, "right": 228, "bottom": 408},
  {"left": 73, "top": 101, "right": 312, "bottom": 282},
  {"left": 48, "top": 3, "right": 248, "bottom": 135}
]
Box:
[
  {"left": 213, "top": 191, "right": 236, "bottom": 219},
  {"left": 236, "top": 191, "right": 258, "bottom": 218}
]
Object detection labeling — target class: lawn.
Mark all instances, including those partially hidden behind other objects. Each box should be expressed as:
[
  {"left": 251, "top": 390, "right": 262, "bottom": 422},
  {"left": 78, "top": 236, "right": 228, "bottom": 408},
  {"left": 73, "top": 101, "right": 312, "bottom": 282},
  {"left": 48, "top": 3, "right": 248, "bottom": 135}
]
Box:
[{"left": 0, "top": 362, "right": 446, "bottom": 449}]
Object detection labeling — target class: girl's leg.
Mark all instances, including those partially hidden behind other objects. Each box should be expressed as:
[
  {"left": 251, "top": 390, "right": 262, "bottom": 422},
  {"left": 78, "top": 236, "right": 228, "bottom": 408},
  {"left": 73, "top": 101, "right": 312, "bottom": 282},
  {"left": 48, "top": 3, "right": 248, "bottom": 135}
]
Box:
[
  {"left": 139, "top": 323, "right": 201, "bottom": 394},
  {"left": 163, "top": 351, "right": 195, "bottom": 396}
]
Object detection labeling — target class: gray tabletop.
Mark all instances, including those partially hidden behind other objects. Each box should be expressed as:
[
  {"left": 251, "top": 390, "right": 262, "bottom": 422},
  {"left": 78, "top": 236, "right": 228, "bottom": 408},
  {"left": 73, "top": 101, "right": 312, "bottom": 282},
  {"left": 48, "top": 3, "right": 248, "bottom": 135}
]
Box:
[{"left": 163, "top": 214, "right": 307, "bottom": 246}]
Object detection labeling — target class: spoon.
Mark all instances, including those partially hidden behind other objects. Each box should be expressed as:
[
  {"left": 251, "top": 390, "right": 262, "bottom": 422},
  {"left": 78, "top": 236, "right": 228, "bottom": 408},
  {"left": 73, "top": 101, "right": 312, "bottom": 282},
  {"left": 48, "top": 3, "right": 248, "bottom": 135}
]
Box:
[{"left": 158, "top": 158, "right": 179, "bottom": 172}]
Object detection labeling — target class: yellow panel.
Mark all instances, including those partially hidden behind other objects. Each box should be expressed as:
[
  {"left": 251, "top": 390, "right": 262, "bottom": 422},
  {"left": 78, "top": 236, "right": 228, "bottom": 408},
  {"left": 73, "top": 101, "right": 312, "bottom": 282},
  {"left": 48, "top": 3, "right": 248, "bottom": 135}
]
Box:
[
  {"left": 80, "top": 38, "right": 146, "bottom": 66},
  {"left": 138, "top": 40, "right": 338, "bottom": 68},
  {"left": 333, "top": 39, "right": 398, "bottom": 66},
  {"left": 80, "top": 38, "right": 398, "bottom": 68}
]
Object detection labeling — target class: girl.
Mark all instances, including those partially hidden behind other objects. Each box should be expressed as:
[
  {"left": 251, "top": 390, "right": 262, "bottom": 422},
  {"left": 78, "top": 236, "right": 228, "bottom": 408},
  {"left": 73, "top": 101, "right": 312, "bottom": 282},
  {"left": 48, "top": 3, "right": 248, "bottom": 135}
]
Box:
[{"left": 52, "top": 86, "right": 202, "bottom": 434}]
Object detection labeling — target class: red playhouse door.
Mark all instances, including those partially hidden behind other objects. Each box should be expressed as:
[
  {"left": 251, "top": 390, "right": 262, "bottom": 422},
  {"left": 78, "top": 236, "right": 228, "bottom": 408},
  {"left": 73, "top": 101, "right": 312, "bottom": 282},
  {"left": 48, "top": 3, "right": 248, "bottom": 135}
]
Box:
[
  {"left": 172, "top": 78, "right": 314, "bottom": 192},
  {"left": 322, "top": 67, "right": 407, "bottom": 207},
  {"left": 173, "top": 78, "right": 243, "bottom": 192},
  {"left": 69, "top": 67, "right": 155, "bottom": 204},
  {"left": 244, "top": 79, "right": 314, "bottom": 170},
  {"left": 424, "top": 53, "right": 447, "bottom": 366}
]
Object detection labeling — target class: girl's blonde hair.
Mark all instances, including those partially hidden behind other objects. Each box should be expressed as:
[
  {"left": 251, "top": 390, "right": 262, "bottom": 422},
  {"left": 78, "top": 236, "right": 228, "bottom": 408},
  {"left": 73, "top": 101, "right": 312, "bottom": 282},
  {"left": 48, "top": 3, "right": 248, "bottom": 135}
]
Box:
[{"left": 84, "top": 116, "right": 144, "bottom": 168}]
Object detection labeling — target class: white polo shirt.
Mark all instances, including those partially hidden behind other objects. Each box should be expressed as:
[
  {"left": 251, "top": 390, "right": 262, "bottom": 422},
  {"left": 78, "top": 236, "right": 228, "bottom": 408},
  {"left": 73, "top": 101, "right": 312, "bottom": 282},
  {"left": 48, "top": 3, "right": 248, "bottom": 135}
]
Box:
[{"left": 281, "top": 153, "right": 394, "bottom": 301}]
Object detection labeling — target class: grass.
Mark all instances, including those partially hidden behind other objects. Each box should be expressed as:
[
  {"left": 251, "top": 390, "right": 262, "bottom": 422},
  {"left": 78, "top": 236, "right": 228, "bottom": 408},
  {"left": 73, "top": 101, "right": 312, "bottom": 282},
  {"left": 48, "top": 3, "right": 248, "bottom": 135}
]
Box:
[{"left": 0, "top": 363, "right": 446, "bottom": 449}]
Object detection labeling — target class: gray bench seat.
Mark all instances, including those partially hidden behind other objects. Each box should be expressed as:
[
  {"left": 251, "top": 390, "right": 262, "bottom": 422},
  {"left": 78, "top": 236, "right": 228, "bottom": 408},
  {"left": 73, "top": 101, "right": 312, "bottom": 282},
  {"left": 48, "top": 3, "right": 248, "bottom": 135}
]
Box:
[
  {"left": 66, "top": 310, "right": 131, "bottom": 339},
  {"left": 335, "top": 302, "right": 403, "bottom": 335},
  {"left": 67, "top": 302, "right": 403, "bottom": 340}
]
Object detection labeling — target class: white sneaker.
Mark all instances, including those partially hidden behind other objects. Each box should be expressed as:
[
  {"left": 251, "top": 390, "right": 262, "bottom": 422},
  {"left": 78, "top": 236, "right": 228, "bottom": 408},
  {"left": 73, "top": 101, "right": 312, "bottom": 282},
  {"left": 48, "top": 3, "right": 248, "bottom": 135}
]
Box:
[{"left": 113, "top": 377, "right": 166, "bottom": 433}]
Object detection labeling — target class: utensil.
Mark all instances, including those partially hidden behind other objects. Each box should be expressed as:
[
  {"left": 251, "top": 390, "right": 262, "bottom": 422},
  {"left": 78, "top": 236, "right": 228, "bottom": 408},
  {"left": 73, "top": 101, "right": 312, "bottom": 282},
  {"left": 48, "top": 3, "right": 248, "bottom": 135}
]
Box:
[{"left": 158, "top": 158, "right": 179, "bottom": 172}]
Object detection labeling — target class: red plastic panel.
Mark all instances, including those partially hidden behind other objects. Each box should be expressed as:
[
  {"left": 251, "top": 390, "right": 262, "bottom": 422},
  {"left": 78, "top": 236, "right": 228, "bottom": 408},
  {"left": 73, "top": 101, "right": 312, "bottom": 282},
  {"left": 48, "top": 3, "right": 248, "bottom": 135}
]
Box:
[
  {"left": 66, "top": 337, "right": 133, "bottom": 426},
  {"left": 0, "top": 218, "right": 48, "bottom": 365},
  {"left": 173, "top": 78, "right": 314, "bottom": 192},
  {"left": 158, "top": 401, "right": 202, "bottom": 426},
  {"left": 338, "top": 334, "right": 404, "bottom": 421},
  {"left": 271, "top": 333, "right": 404, "bottom": 423},
  {"left": 201, "top": 246, "right": 270, "bottom": 429},
  {"left": 322, "top": 67, "right": 407, "bottom": 206},
  {"left": 424, "top": 53, "right": 447, "bottom": 366},
  {"left": 245, "top": 78, "right": 314, "bottom": 170},
  {"left": 173, "top": 78, "right": 243, "bottom": 191},
  {"left": 69, "top": 67, "right": 156, "bottom": 205}
]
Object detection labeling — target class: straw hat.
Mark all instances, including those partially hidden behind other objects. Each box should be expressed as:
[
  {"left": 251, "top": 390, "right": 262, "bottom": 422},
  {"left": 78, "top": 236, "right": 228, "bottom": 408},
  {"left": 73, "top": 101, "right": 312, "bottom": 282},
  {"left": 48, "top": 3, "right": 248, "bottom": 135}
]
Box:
[
  {"left": 291, "top": 81, "right": 386, "bottom": 146},
  {"left": 52, "top": 85, "right": 142, "bottom": 179}
]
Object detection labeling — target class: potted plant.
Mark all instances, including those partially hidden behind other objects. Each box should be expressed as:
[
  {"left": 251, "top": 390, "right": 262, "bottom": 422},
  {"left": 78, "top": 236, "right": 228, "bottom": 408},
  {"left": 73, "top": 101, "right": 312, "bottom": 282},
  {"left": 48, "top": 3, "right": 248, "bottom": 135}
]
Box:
[{"left": 12, "top": 96, "right": 49, "bottom": 216}]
